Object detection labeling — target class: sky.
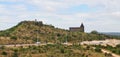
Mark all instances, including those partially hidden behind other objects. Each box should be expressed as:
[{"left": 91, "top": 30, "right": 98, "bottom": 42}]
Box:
[{"left": 0, "top": 0, "right": 120, "bottom": 32}]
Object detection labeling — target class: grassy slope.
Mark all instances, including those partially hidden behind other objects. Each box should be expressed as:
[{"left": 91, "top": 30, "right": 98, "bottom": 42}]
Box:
[
  {"left": 0, "top": 44, "right": 107, "bottom": 57},
  {"left": 0, "top": 21, "right": 113, "bottom": 44},
  {"left": 0, "top": 21, "right": 116, "bottom": 57}
]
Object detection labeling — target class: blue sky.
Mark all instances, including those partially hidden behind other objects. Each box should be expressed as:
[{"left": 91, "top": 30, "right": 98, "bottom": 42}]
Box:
[{"left": 0, "top": 0, "right": 120, "bottom": 32}]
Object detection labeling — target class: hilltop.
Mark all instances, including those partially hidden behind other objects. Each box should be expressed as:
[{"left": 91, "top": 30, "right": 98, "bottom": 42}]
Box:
[
  {"left": 0, "top": 20, "right": 115, "bottom": 45},
  {"left": 0, "top": 20, "right": 120, "bottom": 57}
]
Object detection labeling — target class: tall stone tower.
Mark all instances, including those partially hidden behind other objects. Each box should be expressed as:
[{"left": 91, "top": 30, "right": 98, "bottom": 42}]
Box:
[{"left": 80, "top": 23, "right": 84, "bottom": 32}]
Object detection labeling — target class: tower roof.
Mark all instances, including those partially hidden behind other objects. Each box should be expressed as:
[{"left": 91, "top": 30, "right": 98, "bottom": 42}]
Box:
[{"left": 80, "top": 23, "right": 84, "bottom": 27}]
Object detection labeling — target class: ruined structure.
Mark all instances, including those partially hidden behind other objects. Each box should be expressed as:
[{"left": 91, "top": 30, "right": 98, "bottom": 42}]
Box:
[
  {"left": 69, "top": 23, "right": 84, "bottom": 32},
  {"left": 35, "top": 19, "right": 43, "bottom": 26}
]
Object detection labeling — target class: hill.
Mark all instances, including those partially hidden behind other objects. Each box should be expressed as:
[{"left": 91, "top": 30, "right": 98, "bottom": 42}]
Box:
[
  {"left": 101, "top": 32, "right": 120, "bottom": 36},
  {"left": 0, "top": 20, "right": 114, "bottom": 45},
  {"left": 0, "top": 20, "right": 119, "bottom": 57}
]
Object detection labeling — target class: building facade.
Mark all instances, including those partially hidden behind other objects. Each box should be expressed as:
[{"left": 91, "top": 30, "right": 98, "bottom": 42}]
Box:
[{"left": 69, "top": 23, "right": 84, "bottom": 32}]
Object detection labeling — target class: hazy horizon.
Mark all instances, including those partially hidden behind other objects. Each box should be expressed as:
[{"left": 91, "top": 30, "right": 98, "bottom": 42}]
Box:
[{"left": 0, "top": 0, "right": 120, "bottom": 32}]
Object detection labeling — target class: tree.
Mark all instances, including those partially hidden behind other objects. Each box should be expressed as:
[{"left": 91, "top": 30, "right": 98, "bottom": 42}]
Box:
[{"left": 91, "top": 30, "right": 98, "bottom": 34}]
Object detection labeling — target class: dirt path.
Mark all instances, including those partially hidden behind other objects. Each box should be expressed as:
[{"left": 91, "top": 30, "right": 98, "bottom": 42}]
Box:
[{"left": 101, "top": 49, "right": 120, "bottom": 57}]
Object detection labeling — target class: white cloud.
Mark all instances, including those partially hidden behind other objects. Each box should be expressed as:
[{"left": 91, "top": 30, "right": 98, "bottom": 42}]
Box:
[{"left": 0, "top": 0, "right": 120, "bottom": 32}]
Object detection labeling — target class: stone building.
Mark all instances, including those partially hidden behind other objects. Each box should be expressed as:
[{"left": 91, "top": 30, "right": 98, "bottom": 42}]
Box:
[
  {"left": 35, "top": 19, "right": 43, "bottom": 26},
  {"left": 69, "top": 23, "right": 84, "bottom": 32}
]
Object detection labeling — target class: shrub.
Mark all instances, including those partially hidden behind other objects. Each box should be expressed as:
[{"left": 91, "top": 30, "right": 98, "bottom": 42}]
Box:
[
  {"left": 95, "top": 47, "right": 101, "bottom": 52},
  {"left": 60, "top": 48, "right": 65, "bottom": 53},
  {"left": 12, "top": 49, "right": 19, "bottom": 57},
  {"left": 1, "top": 51, "right": 7, "bottom": 55},
  {"left": 10, "top": 36, "right": 17, "bottom": 40}
]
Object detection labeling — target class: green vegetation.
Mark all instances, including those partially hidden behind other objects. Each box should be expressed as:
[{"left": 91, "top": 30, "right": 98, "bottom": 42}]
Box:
[
  {"left": 95, "top": 47, "right": 101, "bottom": 52},
  {"left": 0, "top": 21, "right": 114, "bottom": 45},
  {"left": 92, "top": 44, "right": 120, "bottom": 55},
  {"left": 1, "top": 51, "right": 7, "bottom": 55},
  {"left": 105, "top": 45, "right": 120, "bottom": 55},
  {"left": 0, "top": 44, "right": 107, "bottom": 57},
  {"left": 91, "top": 30, "right": 99, "bottom": 34},
  {"left": 0, "top": 21, "right": 119, "bottom": 57}
]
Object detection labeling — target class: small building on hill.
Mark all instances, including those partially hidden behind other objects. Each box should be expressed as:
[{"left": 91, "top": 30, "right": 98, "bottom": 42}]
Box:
[
  {"left": 35, "top": 19, "right": 43, "bottom": 26},
  {"left": 69, "top": 23, "right": 84, "bottom": 32}
]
